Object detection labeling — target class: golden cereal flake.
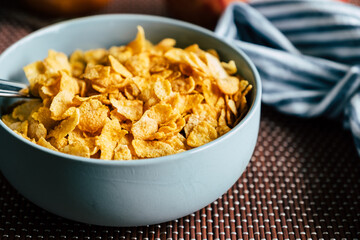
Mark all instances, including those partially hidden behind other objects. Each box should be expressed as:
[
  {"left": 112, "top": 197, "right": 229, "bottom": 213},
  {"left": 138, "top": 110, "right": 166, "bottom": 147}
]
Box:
[
  {"left": 48, "top": 108, "right": 80, "bottom": 140},
  {"left": 186, "top": 121, "right": 218, "bottom": 148},
  {"left": 78, "top": 99, "right": 109, "bottom": 133},
  {"left": 132, "top": 139, "right": 177, "bottom": 158}
]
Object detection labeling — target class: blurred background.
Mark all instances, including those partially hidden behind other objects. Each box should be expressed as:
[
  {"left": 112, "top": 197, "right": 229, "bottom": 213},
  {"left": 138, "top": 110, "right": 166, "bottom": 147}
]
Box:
[
  {"left": 1, "top": 0, "right": 360, "bottom": 31},
  {"left": 1, "top": 1, "right": 360, "bottom": 239}
]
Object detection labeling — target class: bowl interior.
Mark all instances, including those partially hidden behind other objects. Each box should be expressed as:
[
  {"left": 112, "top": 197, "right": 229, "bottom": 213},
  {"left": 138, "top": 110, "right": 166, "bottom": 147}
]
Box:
[{"left": 0, "top": 14, "right": 260, "bottom": 159}]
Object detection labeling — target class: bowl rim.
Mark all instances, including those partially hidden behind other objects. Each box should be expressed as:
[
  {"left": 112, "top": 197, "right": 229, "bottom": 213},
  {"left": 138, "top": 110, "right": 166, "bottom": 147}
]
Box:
[{"left": 0, "top": 14, "right": 262, "bottom": 166}]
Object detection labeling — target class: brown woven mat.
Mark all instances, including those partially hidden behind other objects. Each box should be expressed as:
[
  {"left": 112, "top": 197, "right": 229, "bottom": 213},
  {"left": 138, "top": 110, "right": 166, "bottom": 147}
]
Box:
[{"left": 1, "top": 1, "right": 360, "bottom": 239}]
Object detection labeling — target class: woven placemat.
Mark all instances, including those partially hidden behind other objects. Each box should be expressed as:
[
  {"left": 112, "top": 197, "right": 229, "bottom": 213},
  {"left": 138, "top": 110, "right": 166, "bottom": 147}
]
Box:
[{"left": 1, "top": 1, "right": 360, "bottom": 239}]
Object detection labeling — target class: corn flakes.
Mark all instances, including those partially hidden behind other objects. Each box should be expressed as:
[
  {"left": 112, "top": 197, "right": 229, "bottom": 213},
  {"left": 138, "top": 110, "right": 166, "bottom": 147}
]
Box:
[{"left": 1, "top": 26, "right": 252, "bottom": 160}]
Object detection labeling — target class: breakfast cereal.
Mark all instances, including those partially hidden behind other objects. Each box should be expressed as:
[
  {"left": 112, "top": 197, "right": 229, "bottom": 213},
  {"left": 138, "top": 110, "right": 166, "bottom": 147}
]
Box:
[{"left": 1, "top": 26, "right": 252, "bottom": 160}]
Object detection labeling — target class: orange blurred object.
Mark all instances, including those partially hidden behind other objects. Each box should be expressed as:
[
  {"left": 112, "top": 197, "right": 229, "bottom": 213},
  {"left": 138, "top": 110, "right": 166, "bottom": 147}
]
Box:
[
  {"left": 24, "top": 0, "right": 112, "bottom": 17},
  {"left": 341, "top": 0, "right": 360, "bottom": 5},
  {"left": 166, "top": 0, "right": 245, "bottom": 29},
  {"left": 202, "top": 0, "right": 243, "bottom": 15}
]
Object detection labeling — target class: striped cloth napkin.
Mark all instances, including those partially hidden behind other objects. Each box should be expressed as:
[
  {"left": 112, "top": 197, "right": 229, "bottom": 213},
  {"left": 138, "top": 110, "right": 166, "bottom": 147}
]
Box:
[{"left": 215, "top": 0, "right": 360, "bottom": 155}]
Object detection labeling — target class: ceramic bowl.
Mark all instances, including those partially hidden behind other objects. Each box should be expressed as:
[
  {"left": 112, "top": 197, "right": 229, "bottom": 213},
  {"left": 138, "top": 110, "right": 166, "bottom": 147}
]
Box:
[{"left": 0, "top": 14, "right": 261, "bottom": 226}]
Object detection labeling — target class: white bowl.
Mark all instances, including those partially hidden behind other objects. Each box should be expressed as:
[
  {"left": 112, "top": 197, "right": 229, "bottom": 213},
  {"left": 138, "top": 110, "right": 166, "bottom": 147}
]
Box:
[{"left": 0, "top": 14, "right": 261, "bottom": 226}]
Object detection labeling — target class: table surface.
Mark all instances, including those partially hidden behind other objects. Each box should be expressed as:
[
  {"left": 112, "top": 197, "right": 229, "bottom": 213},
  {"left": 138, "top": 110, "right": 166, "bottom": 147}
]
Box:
[{"left": 1, "top": 1, "right": 359, "bottom": 239}]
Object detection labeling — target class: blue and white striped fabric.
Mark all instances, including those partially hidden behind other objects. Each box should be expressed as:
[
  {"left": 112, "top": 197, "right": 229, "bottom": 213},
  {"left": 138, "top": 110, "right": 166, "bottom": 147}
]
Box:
[{"left": 215, "top": 0, "right": 360, "bottom": 156}]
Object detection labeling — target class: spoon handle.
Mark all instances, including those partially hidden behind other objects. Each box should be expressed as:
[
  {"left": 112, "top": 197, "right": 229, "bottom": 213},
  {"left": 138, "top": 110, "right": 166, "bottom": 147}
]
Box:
[{"left": 0, "top": 79, "right": 31, "bottom": 98}]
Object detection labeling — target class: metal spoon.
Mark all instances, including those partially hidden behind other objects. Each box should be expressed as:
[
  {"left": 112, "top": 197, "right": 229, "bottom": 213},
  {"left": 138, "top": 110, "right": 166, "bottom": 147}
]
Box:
[{"left": 0, "top": 79, "right": 33, "bottom": 98}]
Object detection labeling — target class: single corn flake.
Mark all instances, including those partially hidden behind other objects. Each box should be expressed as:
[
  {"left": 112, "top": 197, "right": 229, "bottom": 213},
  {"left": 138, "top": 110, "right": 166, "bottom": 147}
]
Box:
[
  {"left": 110, "top": 98, "right": 143, "bottom": 122},
  {"left": 202, "top": 79, "right": 222, "bottom": 107},
  {"left": 128, "top": 26, "right": 147, "bottom": 54},
  {"left": 43, "top": 50, "right": 71, "bottom": 75},
  {"left": 184, "top": 114, "right": 201, "bottom": 137},
  {"left": 83, "top": 64, "right": 110, "bottom": 80},
  {"left": 146, "top": 103, "right": 173, "bottom": 124},
  {"left": 109, "top": 55, "right": 133, "bottom": 78},
  {"left": 1, "top": 114, "right": 18, "bottom": 127},
  {"left": 62, "top": 143, "right": 91, "bottom": 158},
  {"left": 154, "top": 79, "right": 172, "bottom": 101},
  {"left": 217, "top": 108, "right": 232, "bottom": 136},
  {"left": 132, "top": 139, "right": 176, "bottom": 158},
  {"left": 12, "top": 100, "right": 42, "bottom": 121},
  {"left": 48, "top": 136, "right": 68, "bottom": 150},
  {"left": 9, "top": 120, "right": 29, "bottom": 136},
  {"left": 131, "top": 114, "right": 158, "bottom": 140},
  {"left": 37, "top": 137, "right": 57, "bottom": 151},
  {"left": 23, "top": 61, "right": 46, "bottom": 96},
  {"left": 186, "top": 121, "right": 218, "bottom": 148},
  {"left": 68, "top": 128, "right": 98, "bottom": 156},
  {"left": 171, "top": 76, "right": 195, "bottom": 94},
  {"left": 164, "top": 48, "right": 184, "bottom": 63},
  {"left": 96, "top": 119, "right": 128, "bottom": 160},
  {"left": 125, "top": 52, "right": 150, "bottom": 77},
  {"left": 78, "top": 99, "right": 109, "bottom": 133},
  {"left": 84, "top": 48, "right": 108, "bottom": 65},
  {"left": 28, "top": 119, "right": 47, "bottom": 141},
  {"left": 49, "top": 90, "right": 75, "bottom": 120},
  {"left": 48, "top": 108, "right": 80, "bottom": 140},
  {"left": 221, "top": 60, "right": 237, "bottom": 75},
  {"left": 154, "top": 38, "right": 176, "bottom": 52},
  {"left": 226, "top": 97, "right": 238, "bottom": 117},
  {"left": 205, "top": 52, "right": 228, "bottom": 79},
  {"left": 163, "top": 133, "right": 187, "bottom": 152},
  {"left": 69, "top": 50, "right": 85, "bottom": 77},
  {"left": 216, "top": 76, "right": 240, "bottom": 95},
  {"left": 153, "top": 116, "right": 185, "bottom": 140},
  {"left": 113, "top": 143, "right": 132, "bottom": 160},
  {"left": 59, "top": 70, "right": 80, "bottom": 95}
]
